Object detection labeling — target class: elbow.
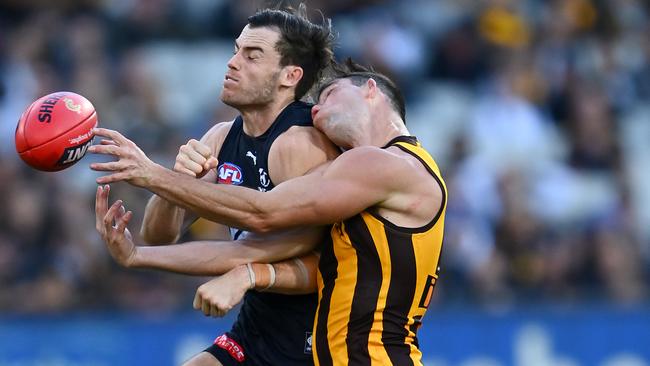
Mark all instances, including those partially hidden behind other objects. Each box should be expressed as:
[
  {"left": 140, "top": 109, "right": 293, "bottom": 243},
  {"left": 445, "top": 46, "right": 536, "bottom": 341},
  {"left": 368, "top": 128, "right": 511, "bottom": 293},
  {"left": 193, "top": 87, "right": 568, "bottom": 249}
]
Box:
[
  {"left": 244, "top": 213, "right": 282, "bottom": 234},
  {"left": 230, "top": 197, "right": 292, "bottom": 234}
]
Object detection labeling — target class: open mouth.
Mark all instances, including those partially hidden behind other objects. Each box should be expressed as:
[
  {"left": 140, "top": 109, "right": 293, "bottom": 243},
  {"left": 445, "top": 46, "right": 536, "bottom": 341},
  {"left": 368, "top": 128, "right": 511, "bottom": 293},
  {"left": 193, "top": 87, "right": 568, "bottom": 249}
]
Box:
[{"left": 225, "top": 75, "right": 239, "bottom": 82}]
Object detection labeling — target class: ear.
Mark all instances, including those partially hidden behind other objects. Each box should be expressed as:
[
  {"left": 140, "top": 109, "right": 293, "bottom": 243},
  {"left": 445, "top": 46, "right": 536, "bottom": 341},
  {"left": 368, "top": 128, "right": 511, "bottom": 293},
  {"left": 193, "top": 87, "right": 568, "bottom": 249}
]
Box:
[
  {"left": 280, "top": 66, "right": 304, "bottom": 88},
  {"left": 364, "top": 78, "right": 379, "bottom": 100}
]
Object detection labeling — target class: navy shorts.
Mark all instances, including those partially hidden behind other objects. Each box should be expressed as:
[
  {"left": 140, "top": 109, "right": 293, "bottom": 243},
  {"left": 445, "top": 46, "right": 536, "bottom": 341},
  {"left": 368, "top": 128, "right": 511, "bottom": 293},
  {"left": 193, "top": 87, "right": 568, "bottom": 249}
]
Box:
[{"left": 203, "top": 333, "right": 252, "bottom": 366}]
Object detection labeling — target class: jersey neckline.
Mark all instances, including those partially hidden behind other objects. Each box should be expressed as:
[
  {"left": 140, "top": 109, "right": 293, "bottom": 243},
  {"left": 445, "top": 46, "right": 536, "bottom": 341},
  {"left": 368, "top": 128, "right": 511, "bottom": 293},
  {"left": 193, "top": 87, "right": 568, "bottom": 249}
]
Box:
[
  {"left": 382, "top": 135, "right": 418, "bottom": 149},
  {"left": 238, "top": 100, "right": 312, "bottom": 140}
]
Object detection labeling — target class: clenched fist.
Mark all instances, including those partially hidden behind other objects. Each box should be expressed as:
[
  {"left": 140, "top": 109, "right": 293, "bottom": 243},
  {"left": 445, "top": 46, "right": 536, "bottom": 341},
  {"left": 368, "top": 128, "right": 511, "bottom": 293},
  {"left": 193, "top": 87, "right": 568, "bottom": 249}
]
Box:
[
  {"left": 174, "top": 139, "right": 218, "bottom": 178},
  {"left": 193, "top": 265, "right": 252, "bottom": 317}
]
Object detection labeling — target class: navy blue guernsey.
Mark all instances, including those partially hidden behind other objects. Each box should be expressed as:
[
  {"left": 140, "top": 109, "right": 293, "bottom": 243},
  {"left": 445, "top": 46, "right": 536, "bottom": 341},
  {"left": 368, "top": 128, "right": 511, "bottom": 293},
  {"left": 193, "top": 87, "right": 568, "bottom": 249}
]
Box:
[{"left": 216, "top": 101, "right": 316, "bottom": 365}]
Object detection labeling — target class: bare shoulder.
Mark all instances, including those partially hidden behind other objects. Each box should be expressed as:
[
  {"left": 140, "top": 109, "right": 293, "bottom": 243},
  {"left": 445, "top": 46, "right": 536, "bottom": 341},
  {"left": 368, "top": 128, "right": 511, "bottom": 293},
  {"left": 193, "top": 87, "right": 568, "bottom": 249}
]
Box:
[
  {"left": 200, "top": 121, "right": 234, "bottom": 153},
  {"left": 332, "top": 146, "right": 443, "bottom": 226},
  {"left": 327, "top": 146, "right": 433, "bottom": 189},
  {"left": 269, "top": 126, "right": 340, "bottom": 183},
  {"left": 329, "top": 146, "right": 402, "bottom": 172},
  {"left": 274, "top": 126, "right": 339, "bottom": 160}
]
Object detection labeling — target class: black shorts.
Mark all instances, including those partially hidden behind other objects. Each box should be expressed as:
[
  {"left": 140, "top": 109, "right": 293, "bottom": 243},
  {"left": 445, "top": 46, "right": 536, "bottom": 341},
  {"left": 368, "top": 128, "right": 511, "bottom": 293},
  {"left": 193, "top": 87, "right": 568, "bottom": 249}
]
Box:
[{"left": 203, "top": 333, "right": 253, "bottom": 366}]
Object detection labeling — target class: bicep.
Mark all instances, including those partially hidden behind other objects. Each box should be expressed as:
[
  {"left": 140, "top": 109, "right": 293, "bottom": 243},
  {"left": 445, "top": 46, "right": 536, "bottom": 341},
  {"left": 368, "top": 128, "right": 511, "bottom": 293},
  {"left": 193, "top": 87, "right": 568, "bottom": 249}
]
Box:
[{"left": 263, "top": 159, "right": 389, "bottom": 227}]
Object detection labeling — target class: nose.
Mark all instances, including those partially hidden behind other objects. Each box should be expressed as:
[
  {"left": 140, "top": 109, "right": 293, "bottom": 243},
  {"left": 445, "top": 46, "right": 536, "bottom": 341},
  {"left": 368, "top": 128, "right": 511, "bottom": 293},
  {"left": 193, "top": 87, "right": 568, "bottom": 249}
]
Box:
[
  {"left": 311, "top": 105, "right": 320, "bottom": 121},
  {"left": 227, "top": 53, "right": 240, "bottom": 71}
]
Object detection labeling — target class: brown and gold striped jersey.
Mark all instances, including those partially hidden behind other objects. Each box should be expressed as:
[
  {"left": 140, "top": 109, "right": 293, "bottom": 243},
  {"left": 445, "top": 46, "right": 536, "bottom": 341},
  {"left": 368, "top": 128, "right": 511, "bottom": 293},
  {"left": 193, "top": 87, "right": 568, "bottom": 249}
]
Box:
[{"left": 313, "top": 136, "right": 447, "bottom": 366}]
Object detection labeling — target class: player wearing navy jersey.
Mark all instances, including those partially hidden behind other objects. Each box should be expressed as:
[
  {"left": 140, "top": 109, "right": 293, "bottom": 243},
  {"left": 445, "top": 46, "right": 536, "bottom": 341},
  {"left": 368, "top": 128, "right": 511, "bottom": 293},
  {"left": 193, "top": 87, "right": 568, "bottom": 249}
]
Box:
[
  {"left": 92, "top": 6, "right": 338, "bottom": 366},
  {"left": 93, "top": 61, "right": 446, "bottom": 366}
]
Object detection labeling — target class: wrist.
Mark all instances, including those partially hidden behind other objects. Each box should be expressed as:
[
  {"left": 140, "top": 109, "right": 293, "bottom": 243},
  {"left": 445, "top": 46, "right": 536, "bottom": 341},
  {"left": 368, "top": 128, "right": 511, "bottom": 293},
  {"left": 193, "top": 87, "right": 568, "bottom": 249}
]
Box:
[
  {"left": 242, "top": 264, "right": 255, "bottom": 290},
  {"left": 250, "top": 263, "right": 276, "bottom": 291},
  {"left": 144, "top": 163, "right": 169, "bottom": 189},
  {"left": 127, "top": 246, "right": 142, "bottom": 268}
]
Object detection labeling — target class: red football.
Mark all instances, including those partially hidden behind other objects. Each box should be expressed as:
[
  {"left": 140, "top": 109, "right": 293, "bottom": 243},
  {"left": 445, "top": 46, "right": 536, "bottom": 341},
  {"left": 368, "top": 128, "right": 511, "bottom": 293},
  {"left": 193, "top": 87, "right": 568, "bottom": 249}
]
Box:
[{"left": 15, "top": 91, "right": 98, "bottom": 171}]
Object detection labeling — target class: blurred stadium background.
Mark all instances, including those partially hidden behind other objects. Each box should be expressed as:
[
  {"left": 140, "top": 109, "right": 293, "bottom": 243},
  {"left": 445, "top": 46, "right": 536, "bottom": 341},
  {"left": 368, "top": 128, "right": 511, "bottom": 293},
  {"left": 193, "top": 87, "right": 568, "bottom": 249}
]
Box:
[{"left": 1, "top": 0, "right": 649, "bottom": 365}]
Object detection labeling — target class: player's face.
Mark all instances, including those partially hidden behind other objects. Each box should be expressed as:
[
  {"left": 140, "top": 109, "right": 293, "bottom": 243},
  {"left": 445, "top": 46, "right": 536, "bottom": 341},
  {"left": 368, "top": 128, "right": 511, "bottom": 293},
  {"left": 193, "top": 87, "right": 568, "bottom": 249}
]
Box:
[
  {"left": 220, "top": 25, "right": 283, "bottom": 109},
  {"left": 312, "top": 79, "right": 369, "bottom": 148}
]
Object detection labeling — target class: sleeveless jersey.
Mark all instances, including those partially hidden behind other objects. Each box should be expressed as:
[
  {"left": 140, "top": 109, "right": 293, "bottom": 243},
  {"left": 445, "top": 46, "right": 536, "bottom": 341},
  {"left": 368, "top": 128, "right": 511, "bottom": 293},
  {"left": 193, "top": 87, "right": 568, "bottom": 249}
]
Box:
[
  {"left": 313, "top": 136, "right": 447, "bottom": 366},
  {"left": 216, "top": 101, "right": 317, "bottom": 365}
]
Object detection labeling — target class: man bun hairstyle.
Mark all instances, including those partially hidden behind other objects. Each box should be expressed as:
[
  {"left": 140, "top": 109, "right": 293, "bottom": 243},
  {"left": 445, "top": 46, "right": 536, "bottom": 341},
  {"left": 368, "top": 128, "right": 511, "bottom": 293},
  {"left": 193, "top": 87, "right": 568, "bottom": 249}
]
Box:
[
  {"left": 324, "top": 58, "right": 406, "bottom": 122},
  {"left": 248, "top": 4, "right": 335, "bottom": 100}
]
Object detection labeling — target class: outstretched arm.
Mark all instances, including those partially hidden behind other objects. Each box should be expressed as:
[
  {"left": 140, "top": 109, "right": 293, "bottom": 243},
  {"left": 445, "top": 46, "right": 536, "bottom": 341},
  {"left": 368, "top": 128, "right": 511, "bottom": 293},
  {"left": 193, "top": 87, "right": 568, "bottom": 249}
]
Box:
[
  {"left": 96, "top": 185, "right": 325, "bottom": 275},
  {"left": 132, "top": 229, "right": 323, "bottom": 275},
  {"left": 90, "top": 128, "right": 393, "bottom": 233}
]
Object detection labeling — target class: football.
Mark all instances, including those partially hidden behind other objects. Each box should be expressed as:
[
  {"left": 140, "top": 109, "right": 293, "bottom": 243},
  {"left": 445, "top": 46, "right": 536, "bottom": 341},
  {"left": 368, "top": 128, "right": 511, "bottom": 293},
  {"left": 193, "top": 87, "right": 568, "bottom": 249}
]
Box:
[{"left": 15, "top": 91, "right": 98, "bottom": 171}]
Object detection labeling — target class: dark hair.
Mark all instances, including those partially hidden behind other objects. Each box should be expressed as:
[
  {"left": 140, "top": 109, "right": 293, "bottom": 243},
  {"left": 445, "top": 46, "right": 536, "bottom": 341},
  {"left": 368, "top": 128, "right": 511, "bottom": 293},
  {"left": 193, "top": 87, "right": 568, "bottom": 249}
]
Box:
[
  {"left": 248, "top": 4, "right": 334, "bottom": 100},
  {"left": 319, "top": 58, "right": 406, "bottom": 122}
]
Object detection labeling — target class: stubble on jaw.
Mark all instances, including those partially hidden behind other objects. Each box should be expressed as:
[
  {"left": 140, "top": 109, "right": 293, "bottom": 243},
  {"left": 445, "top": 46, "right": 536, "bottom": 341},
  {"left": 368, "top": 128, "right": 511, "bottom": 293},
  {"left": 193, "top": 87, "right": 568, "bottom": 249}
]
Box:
[{"left": 221, "top": 70, "right": 281, "bottom": 109}]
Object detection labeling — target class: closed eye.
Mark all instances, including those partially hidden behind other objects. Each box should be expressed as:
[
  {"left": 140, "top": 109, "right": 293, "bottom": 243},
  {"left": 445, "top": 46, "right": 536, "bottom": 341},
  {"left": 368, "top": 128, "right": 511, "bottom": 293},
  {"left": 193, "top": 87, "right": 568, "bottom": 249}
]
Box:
[
  {"left": 319, "top": 86, "right": 336, "bottom": 104},
  {"left": 248, "top": 51, "right": 262, "bottom": 60}
]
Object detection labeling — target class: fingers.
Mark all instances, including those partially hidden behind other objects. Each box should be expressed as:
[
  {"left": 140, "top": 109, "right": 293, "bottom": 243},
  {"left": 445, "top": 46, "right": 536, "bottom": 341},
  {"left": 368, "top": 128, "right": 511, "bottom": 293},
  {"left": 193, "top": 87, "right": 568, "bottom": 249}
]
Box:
[
  {"left": 116, "top": 204, "right": 126, "bottom": 220},
  {"left": 180, "top": 144, "right": 207, "bottom": 165},
  {"left": 115, "top": 211, "right": 132, "bottom": 233},
  {"left": 96, "top": 172, "right": 129, "bottom": 184},
  {"left": 103, "top": 199, "right": 123, "bottom": 230},
  {"left": 99, "top": 139, "right": 117, "bottom": 146},
  {"left": 193, "top": 291, "right": 201, "bottom": 310},
  {"left": 194, "top": 285, "right": 228, "bottom": 317},
  {"left": 88, "top": 144, "right": 122, "bottom": 156},
  {"left": 92, "top": 128, "right": 129, "bottom": 145},
  {"left": 195, "top": 285, "right": 212, "bottom": 316},
  {"left": 173, "top": 162, "right": 198, "bottom": 177},
  {"left": 174, "top": 139, "right": 217, "bottom": 177},
  {"left": 103, "top": 199, "right": 132, "bottom": 233},
  {"left": 210, "top": 305, "right": 226, "bottom": 318},
  {"left": 188, "top": 139, "right": 212, "bottom": 158},
  {"left": 174, "top": 156, "right": 203, "bottom": 176},
  {"left": 204, "top": 156, "right": 219, "bottom": 171},
  {"left": 95, "top": 185, "right": 110, "bottom": 231},
  {"left": 90, "top": 161, "right": 124, "bottom": 172},
  {"left": 201, "top": 296, "right": 211, "bottom": 316}
]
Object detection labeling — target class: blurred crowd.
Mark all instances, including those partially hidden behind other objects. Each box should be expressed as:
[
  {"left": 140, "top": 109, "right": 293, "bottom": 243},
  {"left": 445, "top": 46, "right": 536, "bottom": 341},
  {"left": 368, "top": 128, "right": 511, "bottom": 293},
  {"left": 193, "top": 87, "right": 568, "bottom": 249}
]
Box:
[{"left": 0, "top": 0, "right": 648, "bottom": 314}]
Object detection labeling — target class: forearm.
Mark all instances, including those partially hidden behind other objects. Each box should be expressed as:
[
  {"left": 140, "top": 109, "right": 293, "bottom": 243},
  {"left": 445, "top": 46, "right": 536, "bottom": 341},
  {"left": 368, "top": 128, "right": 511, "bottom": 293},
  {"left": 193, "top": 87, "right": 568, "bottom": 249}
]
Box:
[
  {"left": 145, "top": 164, "right": 270, "bottom": 232},
  {"left": 133, "top": 242, "right": 241, "bottom": 275},
  {"left": 130, "top": 227, "right": 323, "bottom": 276},
  {"left": 249, "top": 252, "right": 319, "bottom": 295},
  {"left": 145, "top": 166, "right": 255, "bottom": 230},
  {"left": 140, "top": 194, "right": 185, "bottom": 244}
]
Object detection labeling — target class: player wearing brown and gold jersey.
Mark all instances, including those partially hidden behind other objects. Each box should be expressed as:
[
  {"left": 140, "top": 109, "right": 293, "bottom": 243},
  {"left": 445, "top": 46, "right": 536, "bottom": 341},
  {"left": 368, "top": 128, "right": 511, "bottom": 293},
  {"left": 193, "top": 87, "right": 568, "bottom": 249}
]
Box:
[
  {"left": 314, "top": 136, "right": 446, "bottom": 365},
  {"left": 91, "top": 60, "right": 446, "bottom": 366}
]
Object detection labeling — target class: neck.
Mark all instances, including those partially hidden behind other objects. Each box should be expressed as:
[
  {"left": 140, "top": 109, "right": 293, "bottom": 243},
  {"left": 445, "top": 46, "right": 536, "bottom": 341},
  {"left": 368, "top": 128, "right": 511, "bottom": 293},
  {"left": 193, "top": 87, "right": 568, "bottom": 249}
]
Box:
[
  {"left": 240, "top": 94, "right": 295, "bottom": 137},
  {"left": 349, "top": 110, "right": 409, "bottom": 149}
]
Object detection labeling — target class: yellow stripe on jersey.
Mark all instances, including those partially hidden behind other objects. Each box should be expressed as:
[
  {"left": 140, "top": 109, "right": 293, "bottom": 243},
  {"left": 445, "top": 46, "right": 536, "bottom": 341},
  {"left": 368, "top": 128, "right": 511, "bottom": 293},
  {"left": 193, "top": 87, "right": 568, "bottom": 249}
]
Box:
[
  {"left": 314, "top": 136, "right": 447, "bottom": 366},
  {"left": 326, "top": 223, "right": 356, "bottom": 363},
  {"left": 363, "top": 213, "right": 392, "bottom": 365}
]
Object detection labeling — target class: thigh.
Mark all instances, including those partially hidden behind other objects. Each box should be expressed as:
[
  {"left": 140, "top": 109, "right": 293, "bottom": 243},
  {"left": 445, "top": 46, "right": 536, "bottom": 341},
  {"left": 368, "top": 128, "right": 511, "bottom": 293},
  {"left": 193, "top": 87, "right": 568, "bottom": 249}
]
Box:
[{"left": 182, "top": 352, "right": 223, "bottom": 366}]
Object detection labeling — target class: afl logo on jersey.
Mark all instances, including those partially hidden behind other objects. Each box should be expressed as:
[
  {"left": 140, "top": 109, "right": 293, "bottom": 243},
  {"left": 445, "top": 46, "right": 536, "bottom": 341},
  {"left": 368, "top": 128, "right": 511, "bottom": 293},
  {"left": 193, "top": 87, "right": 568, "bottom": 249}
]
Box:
[{"left": 217, "top": 162, "right": 243, "bottom": 185}]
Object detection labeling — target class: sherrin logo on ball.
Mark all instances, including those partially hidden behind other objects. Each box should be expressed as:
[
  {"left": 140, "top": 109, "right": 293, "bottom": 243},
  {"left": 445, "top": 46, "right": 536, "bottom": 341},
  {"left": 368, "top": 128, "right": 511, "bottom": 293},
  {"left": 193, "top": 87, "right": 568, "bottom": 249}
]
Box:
[{"left": 15, "top": 91, "right": 98, "bottom": 172}]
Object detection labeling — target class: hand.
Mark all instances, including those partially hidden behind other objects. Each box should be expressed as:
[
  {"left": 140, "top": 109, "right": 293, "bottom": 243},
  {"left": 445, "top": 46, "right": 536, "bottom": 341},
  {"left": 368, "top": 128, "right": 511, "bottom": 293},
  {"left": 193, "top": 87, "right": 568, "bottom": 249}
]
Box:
[
  {"left": 95, "top": 185, "right": 137, "bottom": 267},
  {"left": 193, "top": 265, "right": 252, "bottom": 317},
  {"left": 174, "top": 139, "right": 218, "bottom": 178},
  {"left": 88, "top": 128, "right": 160, "bottom": 187}
]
